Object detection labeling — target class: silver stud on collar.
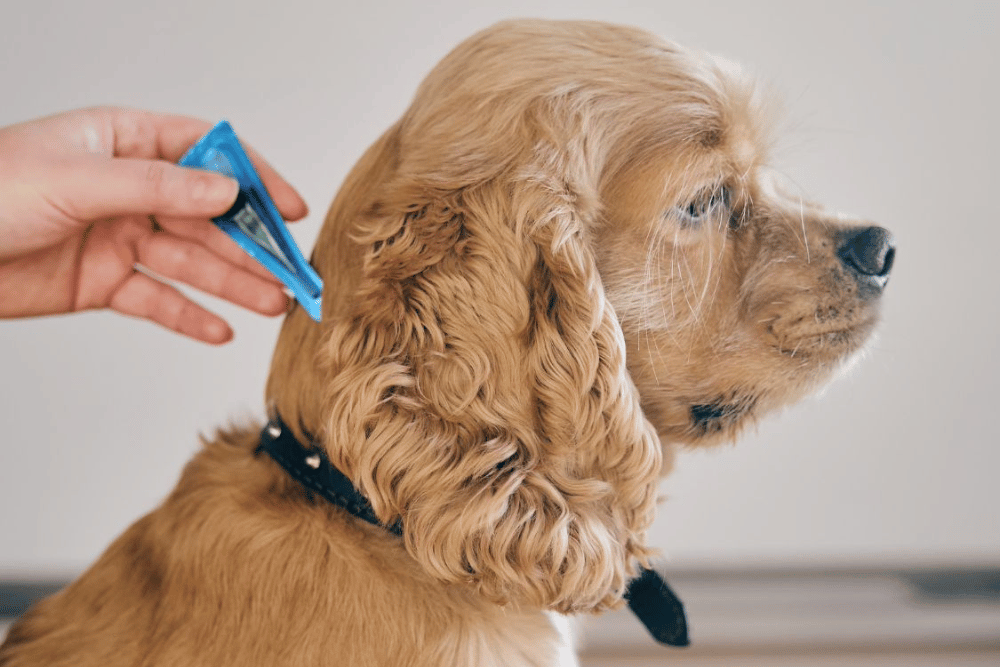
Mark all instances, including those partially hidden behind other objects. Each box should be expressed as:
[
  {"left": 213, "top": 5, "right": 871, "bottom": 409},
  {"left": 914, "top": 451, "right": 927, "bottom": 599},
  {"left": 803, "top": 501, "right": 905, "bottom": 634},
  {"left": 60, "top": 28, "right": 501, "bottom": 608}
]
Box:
[
  {"left": 304, "top": 454, "right": 321, "bottom": 469},
  {"left": 266, "top": 422, "right": 281, "bottom": 438}
]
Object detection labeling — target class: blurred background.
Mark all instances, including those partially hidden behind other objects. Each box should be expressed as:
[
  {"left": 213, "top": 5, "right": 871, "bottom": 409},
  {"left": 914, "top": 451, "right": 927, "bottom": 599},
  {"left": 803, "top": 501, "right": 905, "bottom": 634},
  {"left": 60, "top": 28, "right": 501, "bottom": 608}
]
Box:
[{"left": 1, "top": 1, "right": 997, "bottom": 664}]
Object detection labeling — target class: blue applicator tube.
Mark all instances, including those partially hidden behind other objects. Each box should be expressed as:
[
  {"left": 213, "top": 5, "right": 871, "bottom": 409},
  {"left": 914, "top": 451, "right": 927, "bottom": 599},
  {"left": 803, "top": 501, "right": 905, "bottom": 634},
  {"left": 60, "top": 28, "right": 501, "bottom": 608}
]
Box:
[{"left": 179, "top": 121, "right": 323, "bottom": 322}]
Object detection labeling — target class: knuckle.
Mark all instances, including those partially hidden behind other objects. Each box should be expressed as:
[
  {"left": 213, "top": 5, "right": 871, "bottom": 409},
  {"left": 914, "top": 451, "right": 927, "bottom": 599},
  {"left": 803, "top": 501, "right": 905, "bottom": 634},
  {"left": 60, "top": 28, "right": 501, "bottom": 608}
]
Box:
[{"left": 141, "top": 235, "right": 192, "bottom": 276}]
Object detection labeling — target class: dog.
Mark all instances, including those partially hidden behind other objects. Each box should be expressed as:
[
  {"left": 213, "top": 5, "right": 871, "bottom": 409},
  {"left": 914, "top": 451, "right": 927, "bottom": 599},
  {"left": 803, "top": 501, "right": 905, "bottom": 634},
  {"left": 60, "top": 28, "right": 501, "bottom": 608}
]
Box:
[{"left": 0, "top": 19, "right": 894, "bottom": 667}]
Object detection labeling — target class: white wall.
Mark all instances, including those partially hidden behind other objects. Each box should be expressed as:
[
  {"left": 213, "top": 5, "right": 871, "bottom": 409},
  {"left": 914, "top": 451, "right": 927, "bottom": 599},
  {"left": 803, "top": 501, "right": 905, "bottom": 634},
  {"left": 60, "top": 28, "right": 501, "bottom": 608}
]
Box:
[{"left": 1, "top": 0, "right": 997, "bottom": 576}]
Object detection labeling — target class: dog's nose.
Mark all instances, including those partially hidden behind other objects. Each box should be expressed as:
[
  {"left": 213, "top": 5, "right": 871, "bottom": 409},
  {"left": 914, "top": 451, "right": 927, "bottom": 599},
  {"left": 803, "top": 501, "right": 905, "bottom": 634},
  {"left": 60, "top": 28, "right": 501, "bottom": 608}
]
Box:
[{"left": 837, "top": 226, "right": 895, "bottom": 290}]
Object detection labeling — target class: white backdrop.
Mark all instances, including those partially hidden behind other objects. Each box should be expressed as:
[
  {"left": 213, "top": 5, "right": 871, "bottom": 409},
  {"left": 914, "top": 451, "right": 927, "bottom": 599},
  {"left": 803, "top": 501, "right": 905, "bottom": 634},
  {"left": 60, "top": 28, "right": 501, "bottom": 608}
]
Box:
[{"left": 1, "top": 0, "right": 997, "bottom": 576}]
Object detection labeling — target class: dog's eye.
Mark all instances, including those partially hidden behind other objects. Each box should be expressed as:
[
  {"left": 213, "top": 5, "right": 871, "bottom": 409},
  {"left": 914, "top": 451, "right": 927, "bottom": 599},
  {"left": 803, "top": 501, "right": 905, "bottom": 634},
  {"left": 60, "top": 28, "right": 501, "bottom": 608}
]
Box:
[{"left": 672, "top": 187, "right": 730, "bottom": 227}]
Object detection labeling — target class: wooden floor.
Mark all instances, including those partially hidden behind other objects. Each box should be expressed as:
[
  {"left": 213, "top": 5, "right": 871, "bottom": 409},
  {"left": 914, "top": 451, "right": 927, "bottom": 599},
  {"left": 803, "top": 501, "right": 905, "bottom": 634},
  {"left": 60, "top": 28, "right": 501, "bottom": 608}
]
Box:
[
  {"left": 578, "top": 566, "right": 1000, "bottom": 666},
  {"left": 3, "top": 566, "right": 999, "bottom": 665},
  {"left": 582, "top": 652, "right": 1000, "bottom": 666}
]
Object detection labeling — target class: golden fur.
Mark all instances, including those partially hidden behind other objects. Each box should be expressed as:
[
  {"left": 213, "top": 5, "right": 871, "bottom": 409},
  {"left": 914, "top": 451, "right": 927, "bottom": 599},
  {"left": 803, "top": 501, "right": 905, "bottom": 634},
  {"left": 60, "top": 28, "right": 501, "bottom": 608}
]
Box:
[{"left": 1, "top": 19, "right": 890, "bottom": 667}]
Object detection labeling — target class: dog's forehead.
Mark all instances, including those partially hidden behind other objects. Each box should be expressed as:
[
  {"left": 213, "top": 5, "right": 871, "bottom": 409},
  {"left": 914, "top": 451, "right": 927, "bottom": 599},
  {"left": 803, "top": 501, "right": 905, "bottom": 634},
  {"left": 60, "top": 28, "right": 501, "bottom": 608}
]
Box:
[
  {"left": 400, "top": 19, "right": 771, "bottom": 188},
  {"left": 418, "top": 20, "right": 714, "bottom": 108}
]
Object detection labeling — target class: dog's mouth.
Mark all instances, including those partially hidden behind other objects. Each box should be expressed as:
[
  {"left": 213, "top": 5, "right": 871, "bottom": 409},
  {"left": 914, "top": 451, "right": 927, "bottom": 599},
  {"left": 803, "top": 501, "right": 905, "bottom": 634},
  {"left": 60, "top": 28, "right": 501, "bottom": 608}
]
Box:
[
  {"left": 771, "top": 328, "right": 862, "bottom": 359},
  {"left": 764, "top": 308, "right": 881, "bottom": 361}
]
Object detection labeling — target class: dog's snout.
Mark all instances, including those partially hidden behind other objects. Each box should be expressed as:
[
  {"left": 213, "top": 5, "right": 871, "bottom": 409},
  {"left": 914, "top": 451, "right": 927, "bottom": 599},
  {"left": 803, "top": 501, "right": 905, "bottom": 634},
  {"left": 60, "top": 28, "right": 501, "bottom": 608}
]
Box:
[{"left": 837, "top": 226, "right": 895, "bottom": 290}]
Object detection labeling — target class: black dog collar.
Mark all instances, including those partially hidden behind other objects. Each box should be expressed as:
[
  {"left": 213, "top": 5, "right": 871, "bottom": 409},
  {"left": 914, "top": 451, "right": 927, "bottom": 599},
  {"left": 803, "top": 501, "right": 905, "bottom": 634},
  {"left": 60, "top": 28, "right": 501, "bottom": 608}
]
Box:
[
  {"left": 258, "top": 416, "right": 689, "bottom": 647},
  {"left": 258, "top": 417, "right": 401, "bottom": 535}
]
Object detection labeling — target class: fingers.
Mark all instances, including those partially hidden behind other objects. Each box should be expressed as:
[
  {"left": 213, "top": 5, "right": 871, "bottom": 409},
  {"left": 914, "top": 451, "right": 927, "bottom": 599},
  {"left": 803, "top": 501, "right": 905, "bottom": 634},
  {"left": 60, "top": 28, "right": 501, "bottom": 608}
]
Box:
[
  {"left": 152, "top": 216, "right": 285, "bottom": 285},
  {"left": 76, "top": 214, "right": 292, "bottom": 345},
  {"left": 55, "top": 156, "right": 240, "bottom": 221},
  {"left": 55, "top": 148, "right": 307, "bottom": 281},
  {"left": 136, "top": 232, "right": 290, "bottom": 316},
  {"left": 108, "top": 269, "right": 234, "bottom": 345},
  {"left": 104, "top": 107, "right": 308, "bottom": 221}
]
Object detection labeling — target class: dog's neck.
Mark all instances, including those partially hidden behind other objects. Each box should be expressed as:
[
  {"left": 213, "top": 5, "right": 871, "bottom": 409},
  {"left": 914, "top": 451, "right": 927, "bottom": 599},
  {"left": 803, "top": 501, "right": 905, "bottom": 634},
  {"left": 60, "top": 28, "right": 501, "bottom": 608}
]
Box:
[
  {"left": 257, "top": 414, "right": 401, "bottom": 535},
  {"left": 256, "top": 414, "right": 690, "bottom": 649}
]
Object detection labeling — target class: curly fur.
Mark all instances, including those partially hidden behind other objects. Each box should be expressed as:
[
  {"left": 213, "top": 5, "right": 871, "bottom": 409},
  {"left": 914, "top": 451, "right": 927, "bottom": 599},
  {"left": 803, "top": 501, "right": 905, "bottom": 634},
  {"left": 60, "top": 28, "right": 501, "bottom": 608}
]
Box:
[{"left": 1, "top": 19, "right": 890, "bottom": 667}]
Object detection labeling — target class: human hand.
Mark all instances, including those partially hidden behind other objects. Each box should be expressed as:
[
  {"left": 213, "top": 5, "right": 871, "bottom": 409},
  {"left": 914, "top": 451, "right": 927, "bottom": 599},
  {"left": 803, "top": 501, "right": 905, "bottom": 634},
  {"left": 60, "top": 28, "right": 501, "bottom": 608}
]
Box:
[{"left": 0, "top": 106, "right": 309, "bottom": 343}]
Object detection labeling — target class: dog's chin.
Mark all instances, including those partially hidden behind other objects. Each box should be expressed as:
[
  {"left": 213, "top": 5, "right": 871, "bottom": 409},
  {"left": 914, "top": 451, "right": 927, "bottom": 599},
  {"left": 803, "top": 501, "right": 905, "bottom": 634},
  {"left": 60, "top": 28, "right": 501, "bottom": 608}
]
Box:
[
  {"left": 639, "top": 315, "right": 882, "bottom": 454},
  {"left": 819, "top": 327, "right": 881, "bottom": 392}
]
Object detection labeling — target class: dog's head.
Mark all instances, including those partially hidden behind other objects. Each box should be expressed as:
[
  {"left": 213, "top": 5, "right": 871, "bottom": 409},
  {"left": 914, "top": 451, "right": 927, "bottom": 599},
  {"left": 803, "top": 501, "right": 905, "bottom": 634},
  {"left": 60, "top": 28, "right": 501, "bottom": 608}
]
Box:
[{"left": 267, "top": 19, "right": 893, "bottom": 613}]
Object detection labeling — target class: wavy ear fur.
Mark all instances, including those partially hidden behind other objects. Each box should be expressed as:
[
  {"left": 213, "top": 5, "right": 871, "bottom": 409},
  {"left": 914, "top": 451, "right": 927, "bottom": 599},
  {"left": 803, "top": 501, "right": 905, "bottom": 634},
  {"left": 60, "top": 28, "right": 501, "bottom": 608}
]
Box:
[{"left": 318, "top": 160, "right": 661, "bottom": 613}]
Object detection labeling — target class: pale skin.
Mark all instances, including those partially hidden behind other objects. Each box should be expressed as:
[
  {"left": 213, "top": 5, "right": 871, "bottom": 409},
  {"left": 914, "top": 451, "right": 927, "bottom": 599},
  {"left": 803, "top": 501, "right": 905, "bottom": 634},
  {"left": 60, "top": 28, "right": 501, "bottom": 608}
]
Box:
[{"left": 0, "top": 106, "right": 309, "bottom": 344}]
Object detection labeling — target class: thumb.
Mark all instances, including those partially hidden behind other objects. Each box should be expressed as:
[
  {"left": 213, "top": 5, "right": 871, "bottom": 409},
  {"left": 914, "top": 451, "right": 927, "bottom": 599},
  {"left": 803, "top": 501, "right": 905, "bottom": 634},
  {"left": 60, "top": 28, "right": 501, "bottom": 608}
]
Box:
[{"left": 55, "top": 156, "right": 240, "bottom": 221}]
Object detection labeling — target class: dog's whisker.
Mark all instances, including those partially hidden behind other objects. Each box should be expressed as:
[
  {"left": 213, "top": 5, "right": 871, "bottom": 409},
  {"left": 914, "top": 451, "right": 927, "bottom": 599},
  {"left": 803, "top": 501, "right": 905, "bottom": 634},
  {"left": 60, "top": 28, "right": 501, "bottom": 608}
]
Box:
[
  {"left": 798, "top": 194, "right": 811, "bottom": 264},
  {"left": 660, "top": 233, "right": 685, "bottom": 349},
  {"left": 650, "top": 224, "right": 670, "bottom": 327}
]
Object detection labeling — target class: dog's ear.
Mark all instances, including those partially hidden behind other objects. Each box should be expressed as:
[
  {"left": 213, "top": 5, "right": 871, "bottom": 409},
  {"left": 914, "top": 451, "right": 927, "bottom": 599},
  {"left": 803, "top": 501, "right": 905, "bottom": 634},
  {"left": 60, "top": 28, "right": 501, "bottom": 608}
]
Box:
[{"left": 320, "top": 173, "right": 661, "bottom": 613}]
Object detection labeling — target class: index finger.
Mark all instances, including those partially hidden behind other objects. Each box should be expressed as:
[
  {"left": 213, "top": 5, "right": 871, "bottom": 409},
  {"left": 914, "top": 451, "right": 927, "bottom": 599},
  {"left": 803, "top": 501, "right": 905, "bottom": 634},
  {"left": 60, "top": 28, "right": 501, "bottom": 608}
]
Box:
[{"left": 101, "top": 107, "right": 309, "bottom": 222}]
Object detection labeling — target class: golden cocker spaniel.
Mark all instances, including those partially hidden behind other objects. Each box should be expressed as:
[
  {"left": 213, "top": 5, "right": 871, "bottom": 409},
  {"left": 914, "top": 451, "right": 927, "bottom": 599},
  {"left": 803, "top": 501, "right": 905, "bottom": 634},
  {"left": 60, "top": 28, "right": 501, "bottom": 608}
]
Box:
[{"left": 1, "top": 19, "right": 894, "bottom": 667}]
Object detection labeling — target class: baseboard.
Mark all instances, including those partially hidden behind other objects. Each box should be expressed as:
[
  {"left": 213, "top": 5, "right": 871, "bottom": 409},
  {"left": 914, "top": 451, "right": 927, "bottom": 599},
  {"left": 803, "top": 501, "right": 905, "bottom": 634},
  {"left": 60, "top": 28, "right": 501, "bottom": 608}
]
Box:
[
  {"left": 579, "top": 565, "right": 1000, "bottom": 663},
  {"left": 0, "top": 581, "right": 64, "bottom": 618}
]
